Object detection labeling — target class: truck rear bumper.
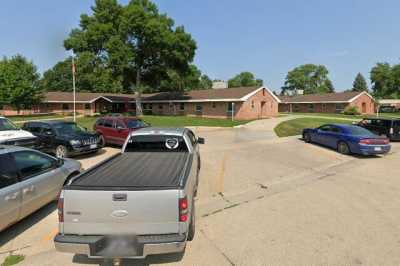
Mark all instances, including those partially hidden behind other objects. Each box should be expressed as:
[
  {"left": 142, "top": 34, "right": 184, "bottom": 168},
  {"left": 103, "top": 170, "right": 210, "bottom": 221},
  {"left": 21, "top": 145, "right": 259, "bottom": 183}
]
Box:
[{"left": 54, "top": 233, "right": 186, "bottom": 259}]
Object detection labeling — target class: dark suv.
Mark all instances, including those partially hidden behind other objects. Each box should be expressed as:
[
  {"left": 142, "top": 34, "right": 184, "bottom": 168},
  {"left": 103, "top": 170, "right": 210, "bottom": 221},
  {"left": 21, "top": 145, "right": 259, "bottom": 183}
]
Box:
[
  {"left": 22, "top": 121, "right": 102, "bottom": 158},
  {"left": 358, "top": 118, "right": 400, "bottom": 141}
]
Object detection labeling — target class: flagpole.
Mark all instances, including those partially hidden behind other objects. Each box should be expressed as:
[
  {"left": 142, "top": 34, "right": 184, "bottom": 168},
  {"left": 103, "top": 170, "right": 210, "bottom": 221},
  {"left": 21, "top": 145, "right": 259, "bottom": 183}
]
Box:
[{"left": 72, "top": 56, "right": 76, "bottom": 122}]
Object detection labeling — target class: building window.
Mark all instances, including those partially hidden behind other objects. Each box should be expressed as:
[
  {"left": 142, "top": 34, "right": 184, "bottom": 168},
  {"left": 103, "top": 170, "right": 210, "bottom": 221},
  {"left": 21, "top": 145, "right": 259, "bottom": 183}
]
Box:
[
  {"left": 180, "top": 103, "right": 185, "bottom": 111},
  {"left": 159, "top": 104, "right": 163, "bottom": 110},
  {"left": 308, "top": 104, "right": 314, "bottom": 112},
  {"left": 85, "top": 103, "right": 91, "bottom": 110},
  {"left": 322, "top": 103, "right": 327, "bottom": 112},
  {"left": 130, "top": 103, "right": 136, "bottom": 109},
  {"left": 251, "top": 101, "right": 255, "bottom": 108},
  {"left": 212, "top": 102, "right": 216, "bottom": 108},
  {"left": 262, "top": 89, "right": 266, "bottom": 96},
  {"left": 227, "top": 102, "right": 235, "bottom": 114},
  {"left": 292, "top": 104, "right": 300, "bottom": 112},
  {"left": 335, "top": 103, "right": 344, "bottom": 113},
  {"left": 195, "top": 104, "right": 203, "bottom": 115},
  {"left": 62, "top": 103, "right": 69, "bottom": 110}
]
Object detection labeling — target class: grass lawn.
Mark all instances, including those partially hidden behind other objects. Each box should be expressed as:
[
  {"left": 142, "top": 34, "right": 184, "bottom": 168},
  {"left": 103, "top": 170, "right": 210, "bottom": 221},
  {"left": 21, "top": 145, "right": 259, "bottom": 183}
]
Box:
[
  {"left": 1, "top": 254, "right": 25, "bottom": 266},
  {"left": 7, "top": 114, "right": 67, "bottom": 123},
  {"left": 274, "top": 117, "right": 355, "bottom": 137},
  {"left": 76, "top": 115, "right": 251, "bottom": 131}
]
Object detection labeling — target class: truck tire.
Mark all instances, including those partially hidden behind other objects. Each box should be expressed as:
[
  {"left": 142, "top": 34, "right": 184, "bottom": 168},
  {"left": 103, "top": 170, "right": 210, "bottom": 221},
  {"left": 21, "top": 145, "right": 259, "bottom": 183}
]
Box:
[{"left": 187, "top": 204, "right": 195, "bottom": 241}]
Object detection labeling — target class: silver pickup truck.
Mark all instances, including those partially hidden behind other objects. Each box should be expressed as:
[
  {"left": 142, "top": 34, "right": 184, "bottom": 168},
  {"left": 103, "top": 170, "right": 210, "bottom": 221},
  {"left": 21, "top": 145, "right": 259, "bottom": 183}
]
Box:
[{"left": 54, "top": 127, "right": 204, "bottom": 259}]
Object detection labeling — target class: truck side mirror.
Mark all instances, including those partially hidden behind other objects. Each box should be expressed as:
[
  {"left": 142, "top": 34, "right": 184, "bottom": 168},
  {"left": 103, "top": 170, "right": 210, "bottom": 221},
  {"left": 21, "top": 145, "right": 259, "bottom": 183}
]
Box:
[{"left": 197, "top": 137, "right": 205, "bottom": 144}]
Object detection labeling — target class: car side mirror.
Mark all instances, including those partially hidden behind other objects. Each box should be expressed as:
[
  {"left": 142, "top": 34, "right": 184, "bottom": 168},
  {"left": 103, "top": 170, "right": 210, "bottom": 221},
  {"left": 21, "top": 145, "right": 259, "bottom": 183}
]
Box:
[
  {"left": 197, "top": 137, "right": 205, "bottom": 144},
  {"left": 56, "top": 158, "right": 64, "bottom": 167}
]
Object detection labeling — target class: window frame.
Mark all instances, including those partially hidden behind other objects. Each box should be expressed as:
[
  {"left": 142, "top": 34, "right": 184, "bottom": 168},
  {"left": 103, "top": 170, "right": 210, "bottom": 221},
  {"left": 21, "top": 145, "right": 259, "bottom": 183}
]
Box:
[
  {"left": 0, "top": 153, "right": 19, "bottom": 189},
  {"left": 335, "top": 103, "right": 344, "bottom": 113},
  {"left": 195, "top": 104, "right": 203, "bottom": 114}
]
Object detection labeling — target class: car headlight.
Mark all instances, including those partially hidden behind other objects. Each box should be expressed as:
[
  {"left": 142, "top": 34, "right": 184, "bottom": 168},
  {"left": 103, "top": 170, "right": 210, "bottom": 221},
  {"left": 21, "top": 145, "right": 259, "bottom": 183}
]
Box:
[{"left": 70, "top": 140, "right": 81, "bottom": 146}]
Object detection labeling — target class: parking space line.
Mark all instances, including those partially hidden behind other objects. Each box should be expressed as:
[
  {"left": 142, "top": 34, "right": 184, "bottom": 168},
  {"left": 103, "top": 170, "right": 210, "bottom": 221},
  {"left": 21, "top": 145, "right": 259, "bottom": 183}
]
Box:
[
  {"left": 41, "top": 228, "right": 58, "bottom": 242},
  {"left": 216, "top": 153, "right": 228, "bottom": 193}
]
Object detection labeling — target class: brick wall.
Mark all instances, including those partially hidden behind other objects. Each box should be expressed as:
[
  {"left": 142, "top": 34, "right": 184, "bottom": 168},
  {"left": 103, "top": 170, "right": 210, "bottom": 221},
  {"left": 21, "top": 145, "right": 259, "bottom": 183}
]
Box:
[{"left": 349, "top": 93, "right": 375, "bottom": 114}]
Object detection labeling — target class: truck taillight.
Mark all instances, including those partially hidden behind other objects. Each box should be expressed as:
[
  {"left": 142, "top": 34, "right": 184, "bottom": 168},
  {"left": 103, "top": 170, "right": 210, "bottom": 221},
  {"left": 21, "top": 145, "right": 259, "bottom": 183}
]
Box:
[
  {"left": 57, "top": 196, "right": 64, "bottom": 223},
  {"left": 179, "top": 197, "right": 188, "bottom": 222}
]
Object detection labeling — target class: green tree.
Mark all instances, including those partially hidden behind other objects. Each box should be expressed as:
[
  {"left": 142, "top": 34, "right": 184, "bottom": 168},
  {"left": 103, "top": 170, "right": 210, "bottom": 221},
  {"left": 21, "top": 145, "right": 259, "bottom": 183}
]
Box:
[
  {"left": 64, "top": 0, "right": 197, "bottom": 115},
  {"left": 352, "top": 73, "right": 368, "bottom": 92},
  {"left": 370, "top": 63, "right": 397, "bottom": 98},
  {"left": 199, "top": 75, "right": 212, "bottom": 90},
  {"left": 325, "top": 79, "right": 335, "bottom": 93},
  {"left": 228, "top": 72, "right": 263, "bottom": 88},
  {"left": 40, "top": 53, "right": 122, "bottom": 93},
  {"left": 157, "top": 65, "right": 212, "bottom": 92},
  {"left": 0, "top": 55, "right": 42, "bottom": 113},
  {"left": 282, "top": 64, "right": 333, "bottom": 94}
]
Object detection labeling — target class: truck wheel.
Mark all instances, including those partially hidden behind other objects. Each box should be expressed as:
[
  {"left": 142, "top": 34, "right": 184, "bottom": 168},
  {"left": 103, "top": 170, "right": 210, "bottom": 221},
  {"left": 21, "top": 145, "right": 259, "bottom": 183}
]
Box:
[
  {"left": 187, "top": 205, "right": 195, "bottom": 241},
  {"left": 55, "top": 145, "right": 68, "bottom": 158}
]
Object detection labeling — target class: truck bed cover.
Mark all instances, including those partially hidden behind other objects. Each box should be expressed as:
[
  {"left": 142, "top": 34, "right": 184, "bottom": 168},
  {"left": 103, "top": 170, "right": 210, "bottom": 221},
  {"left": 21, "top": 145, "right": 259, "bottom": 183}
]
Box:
[{"left": 70, "top": 152, "right": 190, "bottom": 189}]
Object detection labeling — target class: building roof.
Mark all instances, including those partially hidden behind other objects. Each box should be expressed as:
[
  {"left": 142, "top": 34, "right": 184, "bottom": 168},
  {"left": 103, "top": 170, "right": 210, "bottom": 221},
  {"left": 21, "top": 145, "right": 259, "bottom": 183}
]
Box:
[
  {"left": 44, "top": 86, "right": 280, "bottom": 103},
  {"left": 44, "top": 91, "right": 136, "bottom": 103},
  {"left": 379, "top": 99, "right": 400, "bottom": 104},
  {"left": 278, "top": 91, "right": 373, "bottom": 104}
]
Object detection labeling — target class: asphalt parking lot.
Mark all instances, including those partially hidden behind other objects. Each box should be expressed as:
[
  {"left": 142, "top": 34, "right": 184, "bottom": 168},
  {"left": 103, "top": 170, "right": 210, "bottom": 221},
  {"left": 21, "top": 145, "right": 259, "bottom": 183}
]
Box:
[{"left": 1, "top": 122, "right": 400, "bottom": 266}]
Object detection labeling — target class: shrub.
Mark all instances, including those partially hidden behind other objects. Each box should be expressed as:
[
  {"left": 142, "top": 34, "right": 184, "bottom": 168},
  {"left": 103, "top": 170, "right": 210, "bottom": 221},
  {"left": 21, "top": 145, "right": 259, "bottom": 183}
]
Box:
[{"left": 343, "top": 106, "right": 360, "bottom": 115}]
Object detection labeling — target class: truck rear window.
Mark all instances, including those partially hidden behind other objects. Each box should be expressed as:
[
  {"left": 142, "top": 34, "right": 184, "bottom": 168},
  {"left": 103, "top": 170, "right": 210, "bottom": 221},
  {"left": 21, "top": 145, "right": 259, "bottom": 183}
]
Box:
[{"left": 125, "top": 135, "right": 188, "bottom": 152}]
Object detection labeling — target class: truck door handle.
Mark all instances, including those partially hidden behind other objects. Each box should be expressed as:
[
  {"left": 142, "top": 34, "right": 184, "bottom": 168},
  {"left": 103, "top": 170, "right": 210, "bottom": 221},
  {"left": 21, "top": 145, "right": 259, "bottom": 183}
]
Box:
[
  {"left": 113, "top": 193, "right": 127, "bottom": 201},
  {"left": 23, "top": 185, "right": 35, "bottom": 194},
  {"left": 5, "top": 192, "right": 19, "bottom": 201}
]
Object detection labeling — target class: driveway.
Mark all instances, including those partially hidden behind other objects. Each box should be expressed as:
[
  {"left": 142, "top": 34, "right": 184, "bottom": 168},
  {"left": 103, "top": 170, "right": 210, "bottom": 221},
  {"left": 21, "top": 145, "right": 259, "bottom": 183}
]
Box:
[{"left": 1, "top": 118, "right": 400, "bottom": 266}]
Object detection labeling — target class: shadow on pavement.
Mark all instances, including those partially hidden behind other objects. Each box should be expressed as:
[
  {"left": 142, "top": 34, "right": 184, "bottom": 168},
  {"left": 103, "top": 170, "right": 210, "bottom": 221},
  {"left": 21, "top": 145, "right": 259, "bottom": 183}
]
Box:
[
  {"left": 0, "top": 202, "right": 57, "bottom": 249},
  {"left": 73, "top": 252, "right": 185, "bottom": 266},
  {"left": 298, "top": 137, "right": 384, "bottom": 159}
]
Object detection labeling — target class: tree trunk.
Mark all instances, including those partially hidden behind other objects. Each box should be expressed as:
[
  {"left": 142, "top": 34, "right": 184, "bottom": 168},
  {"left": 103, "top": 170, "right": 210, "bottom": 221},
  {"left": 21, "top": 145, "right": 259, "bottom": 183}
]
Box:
[{"left": 135, "top": 69, "right": 143, "bottom": 117}]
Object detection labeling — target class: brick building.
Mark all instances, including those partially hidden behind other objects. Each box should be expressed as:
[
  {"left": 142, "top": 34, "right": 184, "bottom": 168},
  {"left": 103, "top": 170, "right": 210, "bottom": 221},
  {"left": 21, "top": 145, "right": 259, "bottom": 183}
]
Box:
[
  {"left": 278, "top": 91, "right": 375, "bottom": 114},
  {"left": 0, "top": 86, "right": 280, "bottom": 120}
]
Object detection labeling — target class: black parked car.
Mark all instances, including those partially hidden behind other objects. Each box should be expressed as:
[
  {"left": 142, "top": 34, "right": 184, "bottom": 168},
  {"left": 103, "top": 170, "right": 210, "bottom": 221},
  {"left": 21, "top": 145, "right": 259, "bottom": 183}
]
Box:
[
  {"left": 357, "top": 118, "right": 400, "bottom": 141},
  {"left": 22, "top": 120, "right": 103, "bottom": 158}
]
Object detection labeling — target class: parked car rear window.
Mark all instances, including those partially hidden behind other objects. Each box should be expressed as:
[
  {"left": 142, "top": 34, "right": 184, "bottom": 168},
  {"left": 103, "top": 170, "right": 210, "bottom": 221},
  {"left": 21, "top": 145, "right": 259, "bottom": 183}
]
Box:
[
  {"left": 125, "top": 135, "right": 188, "bottom": 152},
  {"left": 0, "top": 118, "right": 18, "bottom": 131},
  {"left": 347, "top": 126, "right": 376, "bottom": 137}
]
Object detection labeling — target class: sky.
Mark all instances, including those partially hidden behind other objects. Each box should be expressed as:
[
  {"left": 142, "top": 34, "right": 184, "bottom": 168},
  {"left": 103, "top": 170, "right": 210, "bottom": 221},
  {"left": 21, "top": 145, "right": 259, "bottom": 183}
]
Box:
[{"left": 0, "top": 0, "right": 399, "bottom": 92}]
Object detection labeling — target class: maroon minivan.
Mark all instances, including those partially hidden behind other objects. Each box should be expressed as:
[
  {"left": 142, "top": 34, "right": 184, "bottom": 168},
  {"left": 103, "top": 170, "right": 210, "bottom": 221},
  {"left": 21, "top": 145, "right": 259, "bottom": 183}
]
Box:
[{"left": 94, "top": 116, "right": 148, "bottom": 146}]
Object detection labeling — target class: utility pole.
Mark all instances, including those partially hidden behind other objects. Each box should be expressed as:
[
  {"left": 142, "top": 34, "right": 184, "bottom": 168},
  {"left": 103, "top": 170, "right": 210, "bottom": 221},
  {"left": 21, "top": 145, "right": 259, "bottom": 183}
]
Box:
[{"left": 72, "top": 56, "right": 76, "bottom": 122}]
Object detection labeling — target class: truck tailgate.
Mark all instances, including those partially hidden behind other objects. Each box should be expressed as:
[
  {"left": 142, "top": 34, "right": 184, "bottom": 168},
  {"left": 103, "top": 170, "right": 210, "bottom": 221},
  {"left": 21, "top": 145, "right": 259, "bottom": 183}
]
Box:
[{"left": 62, "top": 189, "right": 180, "bottom": 235}]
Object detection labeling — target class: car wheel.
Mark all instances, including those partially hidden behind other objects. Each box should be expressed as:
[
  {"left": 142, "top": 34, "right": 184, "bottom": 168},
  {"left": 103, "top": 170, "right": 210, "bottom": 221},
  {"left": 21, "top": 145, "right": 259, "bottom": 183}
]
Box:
[
  {"left": 99, "top": 135, "right": 106, "bottom": 147},
  {"left": 187, "top": 204, "right": 195, "bottom": 241},
  {"left": 337, "top": 141, "right": 350, "bottom": 155},
  {"left": 303, "top": 133, "right": 312, "bottom": 143},
  {"left": 55, "top": 145, "right": 68, "bottom": 158}
]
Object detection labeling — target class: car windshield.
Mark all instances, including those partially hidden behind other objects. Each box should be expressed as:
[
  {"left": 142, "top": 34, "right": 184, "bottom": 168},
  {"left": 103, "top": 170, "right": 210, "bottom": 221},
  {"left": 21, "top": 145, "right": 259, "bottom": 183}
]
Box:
[
  {"left": 126, "top": 119, "right": 147, "bottom": 129},
  {"left": 53, "top": 123, "right": 85, "bottom": 135},
  {"left": 347, "top": 126, "right": 376, "bottom": 136},
  {"left": 0, "top": 118, "right": 18, "bottom": 131}
]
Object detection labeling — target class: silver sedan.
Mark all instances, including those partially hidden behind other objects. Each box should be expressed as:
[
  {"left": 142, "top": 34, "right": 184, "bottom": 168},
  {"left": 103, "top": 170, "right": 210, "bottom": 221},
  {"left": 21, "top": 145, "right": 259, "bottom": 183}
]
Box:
[{"left": 0, "top": 145, "right": 82, "bottom": 232}]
